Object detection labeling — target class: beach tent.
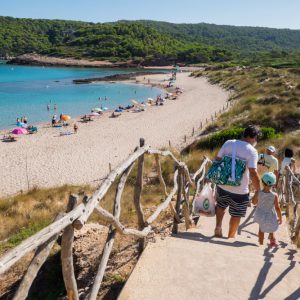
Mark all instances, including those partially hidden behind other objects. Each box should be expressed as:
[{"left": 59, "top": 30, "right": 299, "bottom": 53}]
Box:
[
  {"left": 93, "top": 108, "right": 103, "bottom": 112},
  {"left": 16, "top": 122, "right": 28, "bottom": 128},
  {"left": 12, "top": 128, "right": 28, "bottom": 135},
  {"left": 90, "top": 112, "right": 100, "bottom": 116}
]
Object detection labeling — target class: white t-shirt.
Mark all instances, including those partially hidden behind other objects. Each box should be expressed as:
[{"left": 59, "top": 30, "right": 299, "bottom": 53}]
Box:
[
  {"left": 217, "top": 139, "right": 258, "bottom": 195},
  {"left": 280, "top": 157, "right": 293, "bottom": 174}
]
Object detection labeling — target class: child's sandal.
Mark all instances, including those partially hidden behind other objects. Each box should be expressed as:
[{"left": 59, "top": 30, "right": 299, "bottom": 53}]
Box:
[{"left": 269, "top": 239, "right": 278, "bottom": 247}]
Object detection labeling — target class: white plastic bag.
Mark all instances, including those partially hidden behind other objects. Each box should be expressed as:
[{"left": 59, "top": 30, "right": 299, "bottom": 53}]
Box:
[{"left": 193, "top": 183, "right": 216, "bottom": 217}]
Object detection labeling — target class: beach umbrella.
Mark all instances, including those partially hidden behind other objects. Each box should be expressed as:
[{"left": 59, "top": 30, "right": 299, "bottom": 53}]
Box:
[
  {"left": 131, "top": 100, "right": 139, "bottom": 105},
  {"left": 61, "top": 115, "right": 71, "bottom": 121},
  {"left": 12, "top": 128, "right": 28, "bottom": 135},
  {"left": 147, "top": 98, "right": 154, "bottom": 101},
  {"left": 93, "top": 108, "right": 102, "bottom": 112}
]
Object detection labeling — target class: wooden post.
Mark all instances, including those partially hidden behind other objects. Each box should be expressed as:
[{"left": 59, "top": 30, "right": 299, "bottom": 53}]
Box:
[
  {"left": 61, "top": 194, "right": 79, "bottom": 300},
  {"left": 154, "top": 154, "right": 168, "bottom": 197},
  {"left": 169, "top": 140, "right": 171, "bottom": 148},
  {"left": 285, "top": 173, "right": 290, "bottom": 218},
  {"left": 134, "top": 138, "right": 146, "bottom": 252},
  {"left": 12, "top": 214, "right": 63, "bottom": 300},
  {"left": 88, "top": 164, "right": 133, "bottom": 300},
  {"left": 109, "top": 163, "right": 112, "bottom": 173},
  {"left": 215, "top": 111, "right": 217, "bottom": 117},
  {"left": 172, "top": 166, "right": 183, "bottom": 234},
  {"left": 182, "top": 173, "right": 192, "bottom": 230},
  {"left": 211, "top": 115, "right": 213, "bottom": 122},
  {"left": 200, "top": 122, "right": 203, "bottom": 129},
  {"left": 295, "top": 217, "right": 300, "bottom": 248},
  {"left": 184, "top": 135, "right": 187, "bottom": 143},
  {"left": 192, "top": 127, "right": 195, "bottom": 136}
]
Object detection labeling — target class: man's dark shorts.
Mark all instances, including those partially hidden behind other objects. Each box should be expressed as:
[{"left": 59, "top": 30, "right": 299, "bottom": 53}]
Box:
[{"left": 216, "top": 186, "right": 250, "bottom": 218}]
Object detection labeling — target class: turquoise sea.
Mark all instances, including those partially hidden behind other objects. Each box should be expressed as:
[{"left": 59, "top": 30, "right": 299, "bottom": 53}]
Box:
[{"left": 0, "top": 60, "right": 163, "bottom": 130}]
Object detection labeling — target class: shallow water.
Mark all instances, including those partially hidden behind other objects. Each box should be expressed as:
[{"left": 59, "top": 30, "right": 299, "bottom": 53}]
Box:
[{"left": 0, "top": 61, "right": 163, "bottom": 130}]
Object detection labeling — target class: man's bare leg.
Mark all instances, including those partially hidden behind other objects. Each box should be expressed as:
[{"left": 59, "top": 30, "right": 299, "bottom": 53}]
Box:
[
  {"left": 228, "top": 216, "right": 241, "bottom": 238},
  {"left": 215, "top": 206, "right": 226, "bottom": 237}
]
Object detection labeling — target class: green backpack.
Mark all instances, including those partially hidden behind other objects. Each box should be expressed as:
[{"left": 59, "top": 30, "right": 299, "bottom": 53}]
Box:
[{"left": 207, "top": 141, "right": 247, "bottom": 186}]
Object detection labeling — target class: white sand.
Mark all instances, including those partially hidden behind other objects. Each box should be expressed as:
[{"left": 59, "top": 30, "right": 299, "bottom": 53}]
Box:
[{"left": 0, "top": 72, "right": 229, "bottom": 197}]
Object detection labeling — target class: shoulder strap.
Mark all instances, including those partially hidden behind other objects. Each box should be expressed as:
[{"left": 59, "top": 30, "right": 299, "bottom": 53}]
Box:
[{"left": 231, "top": 141, "right": 237, "bottom": 181}]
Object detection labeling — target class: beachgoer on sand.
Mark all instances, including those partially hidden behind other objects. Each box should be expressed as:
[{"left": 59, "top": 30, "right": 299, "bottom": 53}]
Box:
[
  {"left": 52, "top": 115, "right": 57, "bottom": 126},
  {"left": 73, "top": 123, "right": 78, "bottom": 133},
  {"left": 258, "top": 145, "right": 279, "bottom": 184},
  {"left": 252, "top": 172, "right": 282, "bottom": 247},
  {"left": 208, "top": 125, "right": 261, "bottom": 238}
]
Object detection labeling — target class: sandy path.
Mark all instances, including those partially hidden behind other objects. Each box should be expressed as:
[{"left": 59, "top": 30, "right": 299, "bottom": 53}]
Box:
[
  {"left": 0, "top": 73, "right": 228, "bottom": 197},
  {"left": 119, "top": 208, "right": 300, "bottom": 300}
]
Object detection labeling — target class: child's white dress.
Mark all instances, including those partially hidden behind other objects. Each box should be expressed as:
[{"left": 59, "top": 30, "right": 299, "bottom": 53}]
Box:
[{"left": 254, "top": 191, "right": 279, "bottom": 233}]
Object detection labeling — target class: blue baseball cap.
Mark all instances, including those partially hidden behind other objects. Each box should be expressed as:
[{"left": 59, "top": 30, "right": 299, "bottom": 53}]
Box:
[{"left": 262, "top": 172, "right": 276, "bottom": 186}]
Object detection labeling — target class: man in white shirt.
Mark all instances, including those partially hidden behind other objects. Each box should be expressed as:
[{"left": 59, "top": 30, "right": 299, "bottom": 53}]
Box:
[{"left": 215, "top": 125, "right": 261, "bottom": 238}]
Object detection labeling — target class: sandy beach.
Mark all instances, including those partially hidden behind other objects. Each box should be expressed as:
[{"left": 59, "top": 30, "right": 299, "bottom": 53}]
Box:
[{"left": 0, "top": 72, "right": 229, "bottom": 197}]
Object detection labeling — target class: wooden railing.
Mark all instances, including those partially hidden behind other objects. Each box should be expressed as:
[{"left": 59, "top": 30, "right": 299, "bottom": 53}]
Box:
[
  {"left": 283, "top": 166, "right": 300, "bottom": 247},
  {"left": 0, "top": 138, "right": 210, "bottom": 300}
]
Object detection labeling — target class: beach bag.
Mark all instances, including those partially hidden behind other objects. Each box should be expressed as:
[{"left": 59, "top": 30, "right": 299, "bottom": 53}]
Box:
[
  {"left": 206, "top": 141, "right": 246, "bottom": 186},
  {"left": 193, "top": 183, "right": 216, "bottom": 217}
]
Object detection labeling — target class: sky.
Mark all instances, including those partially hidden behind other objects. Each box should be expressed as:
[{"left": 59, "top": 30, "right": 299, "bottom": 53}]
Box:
[{"left": 0, "top": 0, "right": 299, "bottom": 30}]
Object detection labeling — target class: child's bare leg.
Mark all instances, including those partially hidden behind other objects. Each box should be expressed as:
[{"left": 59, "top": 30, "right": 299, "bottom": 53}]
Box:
[
  {"left": 258, "top": 229, "right": 264, "bottom": 245},
  {"left": 269, "top": 232, "right": 276, "bottom": 242}
]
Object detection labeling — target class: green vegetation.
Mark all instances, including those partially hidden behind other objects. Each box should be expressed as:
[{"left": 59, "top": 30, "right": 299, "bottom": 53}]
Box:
[
  {"left": 1, "top": 17, "right": 300, "bottom": 65},
  {"left": 192, "top": 127, "right": 281, "bottom": 151},
  {"left": 135, "top": 20, "right": 300, "bottom": 55},
  {"left": 0, "top": 17, "right": 231, "bottom": 64},
  {"left": 193, "top": 66, "right": 300, "bottom": 133}
]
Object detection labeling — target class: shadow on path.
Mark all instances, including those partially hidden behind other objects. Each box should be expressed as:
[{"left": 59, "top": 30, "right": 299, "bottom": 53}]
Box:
[
  {"left": 173, "top": 231, "right": 257, "bottom": 248},
  {"left": 284, "top": 288, "right": 300, "bottom": 300},
  {"left": 238, "top": 207, "right": 256, "bottom": 236},
  {"left": 248, "top": 248, "right": 298, "bottom": 300}
]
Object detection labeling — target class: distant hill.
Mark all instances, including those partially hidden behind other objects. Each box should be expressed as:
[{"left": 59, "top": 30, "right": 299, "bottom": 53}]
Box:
[
  {"left": 132, "top": 20, "right": 300, "bottom": 54},
  {"left": 0, "top": 16, "right": 300, "bottom": 65}
]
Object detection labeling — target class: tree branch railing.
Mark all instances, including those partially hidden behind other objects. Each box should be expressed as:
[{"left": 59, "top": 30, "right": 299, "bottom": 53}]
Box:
[
  {"left": 285, "top": 166, "right": 300, "bottom": 247},
  {"left": 0, "top": 138, "right": 210, "bottom": 300}
]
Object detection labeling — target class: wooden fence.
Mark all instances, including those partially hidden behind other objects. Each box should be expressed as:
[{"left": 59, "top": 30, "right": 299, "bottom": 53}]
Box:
[
  {"left": 283, "top": 166, "right": 300, "bottom": 247},
  {"left": 0, "top": 138, "right": 210, "bottom": 300}
]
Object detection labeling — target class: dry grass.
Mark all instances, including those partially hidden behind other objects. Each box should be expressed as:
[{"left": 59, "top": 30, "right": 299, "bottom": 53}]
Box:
[
  {"left": 0, "top": 185, "right": 94, "bottom": 252},
  {"left": 194, "top": 66, "right": 300, "bottom": 133}
]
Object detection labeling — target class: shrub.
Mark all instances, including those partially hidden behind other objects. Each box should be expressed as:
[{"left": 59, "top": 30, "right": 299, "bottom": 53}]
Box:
[{"left": 195, "top": 127, "right": 281, "bottom": 150}]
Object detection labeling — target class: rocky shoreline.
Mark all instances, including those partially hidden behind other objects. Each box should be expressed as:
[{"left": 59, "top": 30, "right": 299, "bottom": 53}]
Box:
[
  {"left": 7, "top": 53, "right": 142, "bottom": 68},
  {"left": 73, "top": 71, "right": 166, "bottom": 84}
]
